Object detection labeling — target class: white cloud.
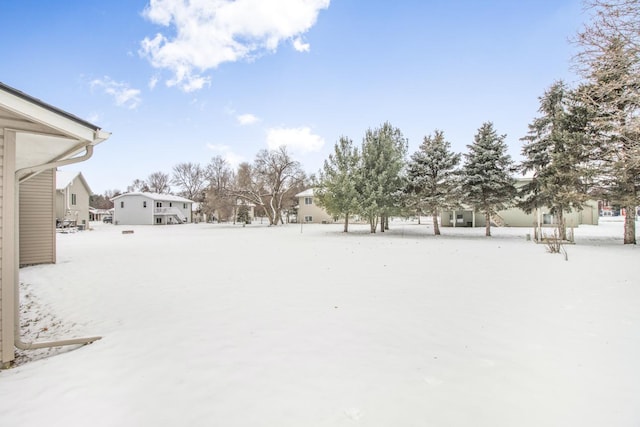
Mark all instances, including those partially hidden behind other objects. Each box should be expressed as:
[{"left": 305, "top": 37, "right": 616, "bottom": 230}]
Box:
[
  {"left": 236, "top": 113, "right": 260, "bottom": 125},
  {"left": 206, "top": 143, "right": 245, "bottom": 167},
  {"left": 90, "top": 77, "right": 142, "bottom": 109},
  {"left": 292, "top": 37, "right": 310, "bottom": 52},
  {"left": 140, "top": 0, "right": 330, "bottom": 92},
  {"left": 266, "top": 126, "right": 325, "bottom": 153},
  {"left": 148, "top": 75, "right": 159, "bottom": 90}
]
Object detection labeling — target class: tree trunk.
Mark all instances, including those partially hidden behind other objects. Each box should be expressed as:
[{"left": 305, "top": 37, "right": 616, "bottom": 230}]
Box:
[
  {"left": 432, "top": 211, "right": 440, "bottom": 235},
  {"left": 485, "top": 212, "right": 491, "bottom": 237},
  {"left": 557, "top": 209, "right": 566, "bottom": 241},
  {"left": 385, "top": 216, "right": 389, "bottom": 230},
  {"left": 624, "top": 205, "right": 637, "bottom": 244},
  {"left": 369, "top": 214, "right": 377, "bottom": 233},
  {"left": 344, "top": 213, "right": 349, "bottom": 233},
  {"left": 380, "top": 215, "right": 385, "bottom": 233}
]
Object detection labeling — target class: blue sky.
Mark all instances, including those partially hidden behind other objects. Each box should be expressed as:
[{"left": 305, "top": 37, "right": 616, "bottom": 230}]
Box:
[{"left": 2, "top": 0, "right": 585, "bottom": 194}]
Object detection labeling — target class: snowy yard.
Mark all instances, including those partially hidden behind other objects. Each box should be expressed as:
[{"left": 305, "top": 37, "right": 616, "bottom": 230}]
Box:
[{"left": 1, "top": 218, "right": 639, "bottom": 426}]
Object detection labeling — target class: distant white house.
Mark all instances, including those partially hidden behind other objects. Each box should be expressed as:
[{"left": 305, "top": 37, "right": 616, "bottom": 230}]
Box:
[
  {"left": 111, "top": 193, "right": 194, "bottom": 225},
  {"left": 89, "top": 208, "right": 112, "bottom": 222},
  {"left": 56, "top": 170, "right": 92, "bottom": 227}
]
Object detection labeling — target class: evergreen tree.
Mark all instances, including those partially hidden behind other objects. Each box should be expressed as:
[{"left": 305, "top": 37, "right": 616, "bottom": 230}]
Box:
[
  {"left": 358, "top": 122, "right": 408, "bottom": 233},
  {"left": 461, "top": 122, "right": 517, "bottom": 237},
  {"left": 405, "top": 130, "right": 461, "bottom": 235},
  {"left": 519, "top": 81, "right": 591, "bottom": 240},
  {"left": 576, "top": 8, "right": 640, "bottom": 244},
  {"left": 236, "top": 203, "right": 250, "bottom": 224},
  {"left": 315, "top": 136, "right": 361, "bottom": 232}
]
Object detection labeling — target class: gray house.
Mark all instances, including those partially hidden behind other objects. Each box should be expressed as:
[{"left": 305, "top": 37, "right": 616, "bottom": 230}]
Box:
[
  {"left": 441, "top": 178, "right": 599, "bottom": 228},
  {"left": 56, "top": 170, "right": 92, "bottom": 228},
  {"left": 0, "top": 82, "right": 110, "bottom": 368},
  {"left": 111, "top": 192, "right": 194, "bottom": 225}
]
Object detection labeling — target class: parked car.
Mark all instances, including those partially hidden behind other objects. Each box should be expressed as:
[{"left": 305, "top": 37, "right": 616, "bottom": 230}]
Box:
[{"left": 103, "top": 215, "right": 113, "bottom": 223}]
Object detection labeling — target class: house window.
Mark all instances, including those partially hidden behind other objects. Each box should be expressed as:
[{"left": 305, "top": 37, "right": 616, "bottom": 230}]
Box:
[
  {"left": 169, "top": 202, "right": 173, "bottom": 207},
  {"left": 156, "top": 202, "right": 162, "bottom": 208},
  {"left": 155, "top": 217, "right": 162, "bottom": 224},
  {"left": 120, "top": 201, "right": 124, "bottom": 208},
  {"left": 305, "top": 216, "right": 313, "bottom": 222},
  {"left": 143, "top": 201, "right": 147, "bottom": 208},
  {"left": 183, "top": 203, "right": 187, "bottom": 209},
  {"left": 305, "top": 197, "right": 313, "bottom": 205},
  {"left": 71, "top": 193, "right": 77, "bottom": 205}
]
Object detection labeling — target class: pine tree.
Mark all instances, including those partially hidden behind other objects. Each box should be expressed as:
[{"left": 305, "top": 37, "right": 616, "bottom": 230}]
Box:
[
  {"left": 236, "top": 203, "right": 250, "bottom": 224},
  {"left": 405, "top": 130, "right": 461, "bottom": 235},
  {"left": 315, "top": 136, "right": 361, "bottom": 232},
  {"left": 519, "top": 81, "right": 591, "bottom": 240},
  {"left": 461, "top": 122, "right": 517, "bottom": 237},
  {"left": 358, "top": 122, "right": 408, "bottom": 233},
  {"left": 575, "top": 0, "right": 640, "bottom": 244}
]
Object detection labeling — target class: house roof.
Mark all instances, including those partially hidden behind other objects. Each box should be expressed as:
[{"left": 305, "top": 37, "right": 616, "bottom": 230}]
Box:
[
  {"left": 56, "top": 170, "right": 92, "bottom": 194},
  {"left": 0, "top": 82, "right": 100, "bottom": 131},
  {"left": 295, "top": 188, "right": 314, "bottom": 197},
  {"left": 111, "top": 192, "right": 195, "bottom": 203},
  {"left": 0, "top": 81, "right": 111, "bottom": 173}
]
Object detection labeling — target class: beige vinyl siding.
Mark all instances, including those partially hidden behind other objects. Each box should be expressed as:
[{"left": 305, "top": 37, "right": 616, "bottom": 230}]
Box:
[
  {"left": 0, "top": 128, "right": 4, "bottom": 365},
  {"left": 1, "top": 129, "right": 16, "bottom": 367},
  {"left": 297, "top": 196, "right": 334, "bottom": 224},
  {"left": 20, "top": 169, "right": 55, "bottom": 266},
  {"left": 55, "top": 191, "right": 65, "bottom": 220},
  {"left": 67, "top": 176, "right": 90, "bottom": 226}
]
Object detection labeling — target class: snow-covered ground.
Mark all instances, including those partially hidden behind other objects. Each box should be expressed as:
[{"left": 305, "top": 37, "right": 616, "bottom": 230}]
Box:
[{"left": 1, "top": 218, "right": 639, "bottom": 426}]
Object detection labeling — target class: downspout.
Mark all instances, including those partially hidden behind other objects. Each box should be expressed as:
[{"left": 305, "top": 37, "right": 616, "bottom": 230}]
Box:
[{"left": 14, "top": 144, "right": 102, "bottom": 351}]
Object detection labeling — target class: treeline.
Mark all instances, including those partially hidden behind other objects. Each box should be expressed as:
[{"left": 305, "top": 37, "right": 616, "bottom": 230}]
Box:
[
  {"left": 92, "top": 1, "right": 638, "bottom": 244},
  {"left": 317, "top": 0, "right": 640, "bottom": 244},
  {"left": 91, "top": 147, "right": 310, "bottom": 226},
  {"left": 315, "top": 121, "right": 517, "bottom": 237}
]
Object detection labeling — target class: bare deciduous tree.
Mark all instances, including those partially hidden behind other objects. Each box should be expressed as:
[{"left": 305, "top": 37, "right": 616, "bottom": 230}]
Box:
[
  {"left": 147, "top": 171, "right": 171, "bottom": 193},
  {"left": 229, "top": 146, "right": 305, "bottom": 225},
  {"left": 127, "top": 178, "right": 149, "bottom": 193},
  {"left": 172, "top": 162, "right": 207, "bottom": 202},
  {"left": 204, "top": 156, "right": 236, "bottom": 222}
]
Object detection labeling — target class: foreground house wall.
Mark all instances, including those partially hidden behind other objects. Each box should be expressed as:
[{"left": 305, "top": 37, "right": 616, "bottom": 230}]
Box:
[
  {"left": 0, "top": 129, "right": 16, "bottom": 367},
  {"left": 1, "top": 81, "right": 110, "bottom": 367},
  {"left": 0, "top": 128, "right": 8, "bottom": 365}
]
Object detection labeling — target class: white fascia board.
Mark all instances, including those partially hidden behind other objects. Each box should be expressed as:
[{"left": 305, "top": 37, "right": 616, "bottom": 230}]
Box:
[{"left": 0, "top": 90, "right": 97, "bottom": 143}]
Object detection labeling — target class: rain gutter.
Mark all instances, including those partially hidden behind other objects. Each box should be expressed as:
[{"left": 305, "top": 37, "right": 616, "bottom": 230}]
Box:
[{"left": 14, "top": 142, "right": 102, "bottom": 351}]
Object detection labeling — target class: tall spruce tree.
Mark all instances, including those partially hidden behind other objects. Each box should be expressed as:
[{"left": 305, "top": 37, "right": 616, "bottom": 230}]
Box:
[
  {"left": 575, "top": 1, "right": 640, "bottom": 244},
  {"left": 461, "top": 122, "right": 517, "bottom": 237},
  {"left": 315, "top": 136, "right": 361, "bottom": 232},
  {"left": 359, "top": 122, "right": 408, "bottom": 233},
  {"left": 519, "top": 81, "right": 591, "bottom": 240},
  {"left": 405, "top": 130, "right": 461, "bottom": 235}
]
